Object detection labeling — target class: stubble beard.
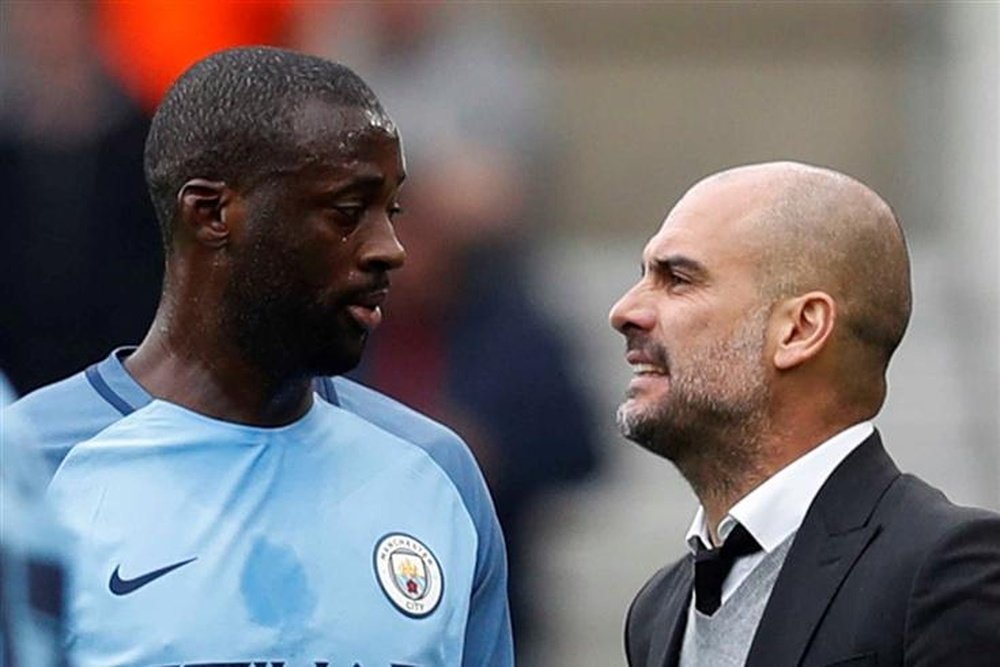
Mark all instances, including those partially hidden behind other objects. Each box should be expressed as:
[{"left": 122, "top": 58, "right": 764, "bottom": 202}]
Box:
[
  {"left": 616, "top": 306, "right": 772, "bottom": 501},
  {"left": 220, "top": 228, "right": 362, "bottom": 385}
]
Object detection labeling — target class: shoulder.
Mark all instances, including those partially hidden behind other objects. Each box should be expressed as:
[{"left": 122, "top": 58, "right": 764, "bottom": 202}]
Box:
[
  {"left": 66, "top": 399, "right": 178, "bottom": 444},
  {"left": 857, "top": 470, "right": 1000, "bottom": 656},
  {"left": 879, "top": 472, "right": 999, "bottom": 543},
  {"left": 625, "top": 555, "right": 690, "bottom": 664},
  {"left": 45, "top": 401, "right": 186, "bottom": 530},
  {"left": 329, "top": 376, "right": 486, "bottom": 496},
  {"left": 885, "top": 473, "right": 1000, "bottom": 572},
  {"left": 326, "top": 375, "right": 506, "bottom": 565},
  {"left": 814, "top": 432, "right": 990, "bottom": 551},
  {"left": 325, "top": 377, "right": 512, "bottom": 661},
  {"left": 8, "top": 368, "right": 98, "bottom": 423},
  {"left": 628, "top": 555, "right": 689, "bottom": 625},
  {"left": 46, "top": 401, "right": 182, "bottom": 481},
  {"left": 866, "top": 469, "right": 1000, "bottom": 585},
  {"left": 829, "top": 445, "right": 999, "bottom": 578},
  {"left": 899, "top": 486, "right": 1000, "bottom": 657},
  {"left": 6, "top": 368, "right": 123, "bottom": 475}
]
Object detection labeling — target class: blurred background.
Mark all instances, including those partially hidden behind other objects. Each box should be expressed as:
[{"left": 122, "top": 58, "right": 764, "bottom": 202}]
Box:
[{"left": 1, "top": 3, "right": 996, "bottom": 665}]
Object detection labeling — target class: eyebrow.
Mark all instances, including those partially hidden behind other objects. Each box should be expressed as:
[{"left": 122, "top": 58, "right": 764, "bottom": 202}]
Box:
[
  {"left": 643, "top": 254, "right": 708, "bottom": 278},
  {"left": 321, "top": 170, "right": 406, "bottom": 197}
]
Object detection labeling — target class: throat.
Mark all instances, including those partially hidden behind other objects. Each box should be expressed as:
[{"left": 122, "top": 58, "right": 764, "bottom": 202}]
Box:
[
  {"left": 125, "top": 340, "right": 315, "bottom": 426},
  {"left": 674, "top": 432, "right": 769, "bottom": 533}
]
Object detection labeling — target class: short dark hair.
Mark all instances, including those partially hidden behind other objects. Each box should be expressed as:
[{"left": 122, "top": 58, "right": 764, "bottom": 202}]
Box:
[{"left": 144, "top": 46, "right": 388, "bottom": 249}]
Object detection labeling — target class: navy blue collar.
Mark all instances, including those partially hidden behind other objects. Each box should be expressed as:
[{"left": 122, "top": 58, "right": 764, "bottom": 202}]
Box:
[{"left": 85, "top": 347, "right": 339, "bottom": 416}]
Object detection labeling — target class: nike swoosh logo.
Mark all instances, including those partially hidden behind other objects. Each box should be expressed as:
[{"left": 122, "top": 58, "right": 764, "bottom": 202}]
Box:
[{"left": 109, "top": 557, "right": 197, "bottom": 596}]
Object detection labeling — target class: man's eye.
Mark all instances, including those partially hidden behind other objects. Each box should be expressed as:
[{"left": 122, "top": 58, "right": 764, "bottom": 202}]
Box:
[
  {"left": 333, "top": 204, "right": 364, "bottom": 223},
  {"left": 388, "top": 203, "right": 404, "bottom": 221},
  {"left": 667, "top": 272, "right": 691, "bottom": 287}
]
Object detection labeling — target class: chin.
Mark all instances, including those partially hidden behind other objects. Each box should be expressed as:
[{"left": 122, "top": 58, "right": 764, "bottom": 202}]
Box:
[
  {"left": 616, "top": 399, "right": 654, "bottom": 442},
  {"left": 617, "top": 399, "right": 684, "bottom": 458},
  {"left": 296, "top": 318, "right": 368, "bottom": 376},
  {"left": 619, "top": 393, "right": 660, "bottom": 422},
  {"left": 315, "top": 341, "right": 369, "bottom": 376},
  {"left": 308, "top": 352, "right": 362, "bottom": 378}
]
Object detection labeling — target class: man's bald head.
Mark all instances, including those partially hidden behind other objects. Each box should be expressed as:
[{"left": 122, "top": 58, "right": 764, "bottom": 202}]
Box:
[
  {"left": 696, "top": 161, "right": 912, "bottom": 373},
  {"left": 611, "top": 161, "right": 910, "bottom": 484}
]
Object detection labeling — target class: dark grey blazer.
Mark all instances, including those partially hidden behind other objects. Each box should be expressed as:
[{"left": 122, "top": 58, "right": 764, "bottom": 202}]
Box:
[{"left": 624, "top": 432, "right": 1000, "bottom": 667}]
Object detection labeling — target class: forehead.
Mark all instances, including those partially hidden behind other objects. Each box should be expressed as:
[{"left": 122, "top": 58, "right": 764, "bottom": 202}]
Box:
[
  {"left": 287, "top": 99, "right": 402, "bottom": 171},
  {"left": 643, "top": 176, "right": 771, "bottom": 268}
]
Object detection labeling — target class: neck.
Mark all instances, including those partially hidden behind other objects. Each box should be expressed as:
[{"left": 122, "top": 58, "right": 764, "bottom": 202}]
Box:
[
  {"left": 691, "top": 463, "right": 768, "bottom": 546},
  {"left": 692, "top": 416, "right": 866, "bottom": 543},
  {"left": 667, "top": 412, "right": 773, "bottom": 544},
  {"left": 126, "top": 308, "right": 313, "bottom": 427}
]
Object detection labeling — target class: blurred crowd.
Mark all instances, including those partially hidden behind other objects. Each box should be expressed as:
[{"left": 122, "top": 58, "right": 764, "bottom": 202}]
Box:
[{"left": 1, "top": 3, "right": 600, "bottom": 662}]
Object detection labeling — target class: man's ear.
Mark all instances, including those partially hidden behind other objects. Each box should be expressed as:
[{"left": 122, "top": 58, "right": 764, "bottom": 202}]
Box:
[
  {"left": 772, "top": 292, "right": 837, "bottom": 370},
  {"left": 177, "top": 179, "right": 231, "bottom": 248}
]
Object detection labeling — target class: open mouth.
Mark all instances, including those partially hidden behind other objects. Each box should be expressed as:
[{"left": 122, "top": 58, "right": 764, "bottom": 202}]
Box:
[
  {"left": 625, "top": 347, "right": 669, "bottom": 377},
  {"left": 346, "top": 303, "right": 383, "bottom": 331},
  {"left": 625, "top": 360, "right": 669, "bottom": 399},
  {"left": 346, "top": 289, "right": 388, "bottom": 332}
]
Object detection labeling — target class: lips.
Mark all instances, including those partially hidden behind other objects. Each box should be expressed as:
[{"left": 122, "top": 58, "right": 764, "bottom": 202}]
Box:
[
  {"left": 625, "top": 348, "right": 669, "bottom": 376},
  {"left": 345, "top": 288, "right": 389, "bottom": 332},
  {"left": 629, "top": 362, "right": 667, "bottom": 376}
]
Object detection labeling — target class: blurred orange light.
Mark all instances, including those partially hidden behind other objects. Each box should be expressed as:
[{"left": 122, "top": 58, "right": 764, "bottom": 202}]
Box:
[{"left": 96, "top": 0, "right": 300, "bottom": 112}]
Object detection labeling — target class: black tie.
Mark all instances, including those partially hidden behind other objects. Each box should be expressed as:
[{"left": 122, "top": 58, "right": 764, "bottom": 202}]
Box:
[{"left": 694, "top": 523, "right": 762, "bottom": 615}]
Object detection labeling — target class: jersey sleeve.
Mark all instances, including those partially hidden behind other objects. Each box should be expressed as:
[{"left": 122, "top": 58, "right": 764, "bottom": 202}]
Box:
[
  {"left": 5, "top": 369, "right": 125, "bottom": 477},
  {"left": 436, "top": 433, "right": 513, "bottom": 667},
  {"left": 331, "top": 377, "right": 514, "bottom": 664}
]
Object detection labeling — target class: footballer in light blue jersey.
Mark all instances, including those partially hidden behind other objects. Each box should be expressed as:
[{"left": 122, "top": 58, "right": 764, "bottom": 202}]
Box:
[
  {"left": 9, "top": 46, "right": 513, "bottom": 666},
  {"left": 11, "top": 349, "right": 511, "bottom": 666}
]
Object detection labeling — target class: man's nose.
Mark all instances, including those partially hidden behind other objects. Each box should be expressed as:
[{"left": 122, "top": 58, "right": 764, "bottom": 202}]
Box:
[
  {"left": 360, "top": 215, "right": 406, "bottom": 271},
  {"left": 609, "top": 284, "right": 654, "bottom": 334}
]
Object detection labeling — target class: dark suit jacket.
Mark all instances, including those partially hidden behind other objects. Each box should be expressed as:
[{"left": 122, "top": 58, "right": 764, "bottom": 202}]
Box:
[{"left": 625, "top": 432, "right": 1000, "bottom": 666}]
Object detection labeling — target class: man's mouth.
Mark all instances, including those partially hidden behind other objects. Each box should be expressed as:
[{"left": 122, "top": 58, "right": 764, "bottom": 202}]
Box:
[
  {"left": 629, "top": 362, "right": 667, "bottom": 376},
  {"left": 346, "top": 304, "right": 382, "bottom": 331},
  {"left": 625, "top": 349, "right": 669, "bottom": 376},
  {"left": 346, "top": 289, "right": 388, "bottom": 332}
]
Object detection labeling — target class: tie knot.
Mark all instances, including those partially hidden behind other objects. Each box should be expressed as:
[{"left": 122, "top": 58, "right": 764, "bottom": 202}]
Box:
[
  {"left": 693, "top": 523, "right": 762, "bottom": 615},
  {"left": 719, "top": 523, "right": 762, "bottom": 558},
  {"left": 695, "top": 523, "right": 761, "bottom": 560}
]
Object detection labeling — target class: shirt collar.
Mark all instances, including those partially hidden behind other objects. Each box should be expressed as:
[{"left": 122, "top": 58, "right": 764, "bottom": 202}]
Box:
[
  {"left": 685, "top": 421, "right": 874, "bottom": 553},
  {"left": 96, "top": 347, "right": 338, "bottom": 412},
  {"left": 95, "top": 346, "right": 152, "bottom": 413}
]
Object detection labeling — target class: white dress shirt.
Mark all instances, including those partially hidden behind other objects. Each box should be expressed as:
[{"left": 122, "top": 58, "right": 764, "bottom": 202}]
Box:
[{"left": 684, "top": 421, "right": 874, "bottom": 604}]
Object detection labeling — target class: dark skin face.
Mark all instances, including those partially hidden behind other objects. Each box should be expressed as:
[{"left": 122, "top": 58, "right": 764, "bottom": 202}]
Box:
[
  {"left": 127, "top": 103, "right": 406, "bottom": 425},
  {"left": 222, "top": 105, "right": 407, "bottom": 382}
]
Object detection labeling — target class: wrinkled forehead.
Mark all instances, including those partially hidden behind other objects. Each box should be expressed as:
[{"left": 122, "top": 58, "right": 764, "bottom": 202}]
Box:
[{"left": 643, "top": 174, "right": 775, "bottom": 266}]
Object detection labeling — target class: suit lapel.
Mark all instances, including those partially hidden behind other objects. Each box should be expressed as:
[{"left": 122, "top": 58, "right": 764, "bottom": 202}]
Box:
[
  {"left": 745, "top": 432, "right": 900, "bottom": 667},
  {"left": 651, "top": 559, "right": 692, "bottom": 667}
]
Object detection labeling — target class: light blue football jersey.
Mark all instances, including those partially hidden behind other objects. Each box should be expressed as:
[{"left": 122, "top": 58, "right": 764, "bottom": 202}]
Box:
[{"left": 10, "top": 349, "right": 512, "bottom": 666}]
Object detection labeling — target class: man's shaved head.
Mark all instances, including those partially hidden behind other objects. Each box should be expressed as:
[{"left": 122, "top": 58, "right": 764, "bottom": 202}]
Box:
[
  {"left": 612, "top": 160, "right": 913, "bottom": 502},
  {"left": 696, "top": 161, "right": 912, "bottom": 372}
]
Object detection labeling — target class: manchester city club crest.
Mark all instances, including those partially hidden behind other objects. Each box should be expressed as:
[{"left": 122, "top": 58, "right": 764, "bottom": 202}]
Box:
[{"left": 373, "top": 533, "right": 443, "bottom": 618}]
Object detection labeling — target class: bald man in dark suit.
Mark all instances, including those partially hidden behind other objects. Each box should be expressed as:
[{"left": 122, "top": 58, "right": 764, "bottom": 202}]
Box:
[{"left": 610, "top": 162, "right": 1000, "bottom": 667}]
